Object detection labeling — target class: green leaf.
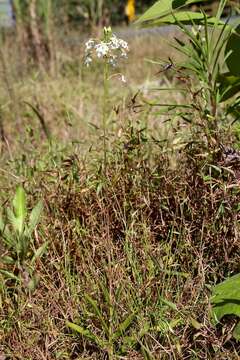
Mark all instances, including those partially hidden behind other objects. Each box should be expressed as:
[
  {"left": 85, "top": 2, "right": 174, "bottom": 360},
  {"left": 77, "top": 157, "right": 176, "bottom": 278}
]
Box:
[
  {"left": 217, "top": 72, "right": 240, "bottom": 102},
  {"left": 27, "top": 200, "right": 43, "bottom": 237},
  {"left": 158, "top": 295, "right": 177, "bottom": 310},
  {"left": 1, "top": 256, "right": 15, "bottom": 265},
  {"left": 0, "top": 224, "right": 14, "bottom": 248},
  {"left": 211, "top": 274, "right": 240, "bottom": 326},
  {"left": 136, "top": 0, "right": 204, "bottom": 24},
  {"left": 85, "top": 294, "right": 109, "bottom": 335},
  {"left": 136, "top": 0, "right": 226, "bottom": 27},
  {"left": 12, "top": 186, "right": 27, "bottom": 234},
  {"left": 212, "top": 300, "right": 240, "bottom": 323},
  {"left": 0, "top": 269, "right": 20, "bottom": 282},
  {"left": 66, "top": 321, "right": 95, "bottom": 340},
  {"left": 120, "top": 322, "right": 150, "bottom": 353},
  {"left": 66, "top": 321, "right": 106, "bottom": 348},
  {"left": 233, "top": 321, "right": 240, "bottom": 341},
  {"left": 112, "top": 313, "right": 136, "bottom": 341},
  {"left": 225, "top": 25, "right": 240, "bottom": 76},
  {"left": 211, "top": 273, "right": 240, "bottom": 303},
  {"left": 226, "top": 97, "right": 240, "bottom": 121},
  {"left": 0, "top": 214, "right": 13, "bottom": 247},
  {"left": 7, "top": 208, "right": 20, "bottom": 234},
  {"left": 190, "top": 317, "right": 202, "bottom": 330},
  {"left": 0, "top": 213, "right": 4, "bottom": 232},
  {"left": 145, "top": 11, "right": 215, "bottom": 26},
  {"left": 31, "top": 242, "right": 48, "bottom": 264}
]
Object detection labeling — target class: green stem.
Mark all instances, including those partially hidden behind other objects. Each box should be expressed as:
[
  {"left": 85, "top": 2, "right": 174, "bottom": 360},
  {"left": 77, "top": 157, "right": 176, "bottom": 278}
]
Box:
[{"left": 103, "top": 60, "right": 109, "bottom": 175}]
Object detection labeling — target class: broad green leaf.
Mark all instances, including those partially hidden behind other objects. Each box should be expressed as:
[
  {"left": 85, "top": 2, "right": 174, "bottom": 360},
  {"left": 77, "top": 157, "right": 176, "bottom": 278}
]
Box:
[
  {"left": 212, "top": 289, "right": 240, "bottom": 304},
  {"left": 137, "top": 0, "right": 227, "bottom": 28},
  {"left": 112, "top": 313, "right": 136, "bottom": 341},
  {"left": 211, "top": 274, "right": 240, "bottom": 330},
  {"left": 12, "top": 186, "right": 27, "bottom": 234},
  {"left": 225, "top": 25, "right": 240, "bottom": 76},
  {"left": 233, "top": 321, "right": 240, "bottom": 341},
  {"left": 146, "top": 11, "right": 216, "bottom": 26},
  {"left": 211, "top": 273, "right": 240, "bottom": 301},
  {"left": 136, "top": 0, "right": 204, "bottom": 24},
  {"left": 212, "top": 300, "right": 240, "bottom": 323}
]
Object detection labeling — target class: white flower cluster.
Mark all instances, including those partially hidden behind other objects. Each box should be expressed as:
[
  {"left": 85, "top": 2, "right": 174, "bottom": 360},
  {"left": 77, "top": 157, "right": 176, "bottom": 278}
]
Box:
[{"left": 84, "top": 34, "right": 129, "bottom": 67}]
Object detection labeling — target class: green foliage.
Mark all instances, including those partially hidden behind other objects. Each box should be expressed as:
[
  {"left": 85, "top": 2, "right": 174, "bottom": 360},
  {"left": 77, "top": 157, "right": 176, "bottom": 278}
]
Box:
[
  {"left": 225, "top": 25, "right": 240, "bottom": 77},
  {"left": 66, "top": 286, "right": 137, "bottom": 358},
  {"left": 0, "top": 186, "right": 44, "bottom": 261},
  {"left": 136, "top": 0, "right": 222, "bottom": 26},
  {"left": 211, "top": 274, "right": 240, "bottom": 341},
  {"left": 138, "top": 0, "right": 240, "bottom": 135},
  {"left": 217, "top": 72, "right": 240, "bottom": 108},
  {"left": 0, "top": 186, "right": 46, "bottom": 290}
]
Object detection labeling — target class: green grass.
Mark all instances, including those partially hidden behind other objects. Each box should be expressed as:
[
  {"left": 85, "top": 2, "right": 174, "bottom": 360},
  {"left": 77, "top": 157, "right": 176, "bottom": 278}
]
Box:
[{"left": 0, "top": 27, "right": 240, "bottom": 360}]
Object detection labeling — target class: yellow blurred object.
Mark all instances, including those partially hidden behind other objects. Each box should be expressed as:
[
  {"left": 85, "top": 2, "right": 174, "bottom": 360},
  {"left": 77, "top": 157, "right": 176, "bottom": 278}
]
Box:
[{"left": 125, "top": 0, "right": 135, "bottom": 23}]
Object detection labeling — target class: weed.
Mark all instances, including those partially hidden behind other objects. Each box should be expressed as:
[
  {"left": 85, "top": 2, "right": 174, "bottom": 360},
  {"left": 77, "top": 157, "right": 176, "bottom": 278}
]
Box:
[{"left": 0, "top": 186, "right": 46, "bottom": 291}]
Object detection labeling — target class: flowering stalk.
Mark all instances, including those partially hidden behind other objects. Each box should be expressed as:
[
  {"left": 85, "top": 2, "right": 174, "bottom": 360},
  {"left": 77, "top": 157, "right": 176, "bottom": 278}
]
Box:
[
  {"left": 103, "top": 55, "right": 109, "bottom": 174},
  {"left": 84, "top": 27, "right": 129, "bottom": 175}
]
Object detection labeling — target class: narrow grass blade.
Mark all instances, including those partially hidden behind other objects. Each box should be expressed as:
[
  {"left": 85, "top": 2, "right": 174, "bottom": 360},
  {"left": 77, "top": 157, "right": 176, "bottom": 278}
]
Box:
[
  {"left": 112, "top": 313, "right": 136, "bottom": 341},
  {"left": 27, "top": 200, "right": 43, "bottom": 236},
  {"left": 85, "top": 294, "right": 109, "bottom": 336},
  {"left": 24, "top": 101, "right": 52, "bottom": 142},
  {"left": 0, "top": 269, "right": 20, "bottom": 282},
  {"left": 66, "top": 321, "right": 105, "bottom": 347},
  {"left": 31, "top": 241, "right": 48, "bottom": 264}
]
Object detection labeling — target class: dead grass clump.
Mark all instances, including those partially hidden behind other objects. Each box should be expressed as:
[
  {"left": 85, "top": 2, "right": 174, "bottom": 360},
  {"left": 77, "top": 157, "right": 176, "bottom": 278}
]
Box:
[{"left": 34, "top": 124, "right": 240, "bottom": 358}]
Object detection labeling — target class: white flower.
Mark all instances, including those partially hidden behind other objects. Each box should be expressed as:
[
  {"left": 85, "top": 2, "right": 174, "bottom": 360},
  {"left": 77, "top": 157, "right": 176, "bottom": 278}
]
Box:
[
  {"left": 108, "top": 55, "right": 117, "bottom": 67},
  {"left": 84, "top": 56, "right": 92, "bottom": 67},
  {"left": 119, "top": 39, "right": 129, "bottom": 50},
  {"left": 95, "top": 42, "right": 109, "bottom": 58},
  {"left": 109, "top": 35, "right": 120, "bottom": 50},
  {"left": 85, "top": 39, "right": 95, "bottom": 51},
  {"left": 83, "top": 30, "right": 129, "bottom": 67},
  {"left": 120, "top": 75, "right": 126, "bottom": 83},
  {"left": 120, "top": 50, "right": 128, "bottom": 59},
  {"left": 109, "top": 35, "right": 129, "bottom": 52}
]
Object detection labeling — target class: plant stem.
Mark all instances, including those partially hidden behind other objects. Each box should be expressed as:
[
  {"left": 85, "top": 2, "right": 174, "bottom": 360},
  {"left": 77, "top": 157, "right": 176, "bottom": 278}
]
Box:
[{"left": 103, "top": 60, "right": 109, "bottom": 175}]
